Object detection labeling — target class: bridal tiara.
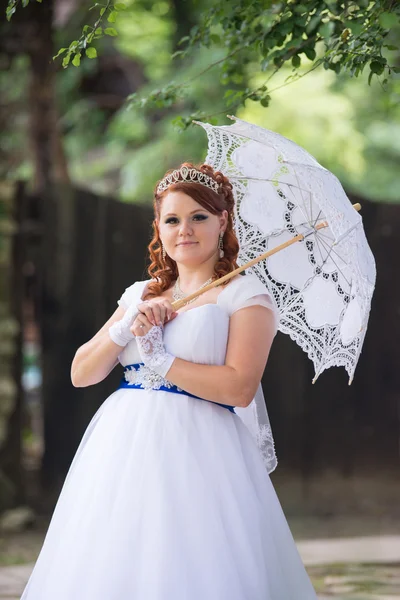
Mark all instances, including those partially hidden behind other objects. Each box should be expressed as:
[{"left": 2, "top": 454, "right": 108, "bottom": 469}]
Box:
[{"left": 156, "top": 166, "right": 221, "bottom": 195}]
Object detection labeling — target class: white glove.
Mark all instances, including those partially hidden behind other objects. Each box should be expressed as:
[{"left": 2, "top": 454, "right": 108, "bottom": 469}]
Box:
[
  {"left": 109, "top": 303, "right": 140, "bottom": 347},
  {"left": 135, "top": 324, "right": 175, "bottom": 377}
]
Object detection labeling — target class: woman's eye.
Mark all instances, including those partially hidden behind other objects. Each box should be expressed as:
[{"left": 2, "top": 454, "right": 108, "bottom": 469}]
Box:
[{"left": 164, "top": 214, "right": 207, "bottom": 224}]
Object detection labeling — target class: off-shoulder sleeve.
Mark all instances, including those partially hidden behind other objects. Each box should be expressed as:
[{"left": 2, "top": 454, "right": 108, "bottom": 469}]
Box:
[
  {"left": 219, "top": 274, "right": 279, "bottom": 335},
  {"left": 117, "top": 282, "right": 139, "bottom": 310},
  {"left": 117, "top": 279, "right": 153, "bottom": 310}
]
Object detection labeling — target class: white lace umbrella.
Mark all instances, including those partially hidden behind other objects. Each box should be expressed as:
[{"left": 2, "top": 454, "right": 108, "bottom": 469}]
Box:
[{"left": 193, "top": 116, "right": 376, "bottom": 384}]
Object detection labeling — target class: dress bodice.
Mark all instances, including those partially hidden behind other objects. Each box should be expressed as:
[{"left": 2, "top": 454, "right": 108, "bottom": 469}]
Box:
[{"left": 117, "top": 274, "right": 278, "bottom": 368}]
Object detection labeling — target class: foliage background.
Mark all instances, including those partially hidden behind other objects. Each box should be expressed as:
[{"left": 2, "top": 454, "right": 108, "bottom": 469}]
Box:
[{"left": 2, "top": 0, "right": 400, "bottom": 203}]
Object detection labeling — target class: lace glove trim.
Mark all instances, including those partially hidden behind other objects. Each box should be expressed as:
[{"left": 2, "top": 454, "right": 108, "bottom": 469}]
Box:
[
  {"left": 108, "top": 303, "right": 139, "bottom": 347},
  {"left": 135, "top": 325, "right": 175, "bottom": 378}
]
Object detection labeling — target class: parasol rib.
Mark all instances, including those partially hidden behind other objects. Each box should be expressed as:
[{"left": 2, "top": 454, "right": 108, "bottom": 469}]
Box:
[{"left": 172, "top": 203, "right": 361, "bottom": 311}]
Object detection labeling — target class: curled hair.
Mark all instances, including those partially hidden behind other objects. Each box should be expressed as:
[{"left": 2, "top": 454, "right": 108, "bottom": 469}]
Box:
[{"left": 145, "top": 162, "right": 239, "bottom": 299}]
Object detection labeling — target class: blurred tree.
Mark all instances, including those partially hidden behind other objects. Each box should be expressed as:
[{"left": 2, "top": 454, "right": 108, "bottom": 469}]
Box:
[
  {"left": 1, "top": 0, "right": 399, "bottom": 203},
  {"left": 5, "top": 1, "right": 400, "bottom": 123},
  {"left": 129, "top": 0, "right": 400, "bottom": 126},
  {"left": 239, "top": 62, "right": 400, "bottom": 201},
  {"left": 0, "top": 0, "right": 74, "bottom": 507},
  {"left": 0, "top": 0, "right": 69, "bottom": 190}
]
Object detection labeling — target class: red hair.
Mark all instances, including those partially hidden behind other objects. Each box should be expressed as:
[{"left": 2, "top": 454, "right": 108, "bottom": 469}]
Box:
[{"left": 144, "top": 162, "right": 239, "bottom": 299}]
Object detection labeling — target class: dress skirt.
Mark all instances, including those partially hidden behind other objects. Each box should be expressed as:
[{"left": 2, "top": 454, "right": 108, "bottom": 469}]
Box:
[{"left": 21, "top": 387, "right": 317, "bottom": 600}]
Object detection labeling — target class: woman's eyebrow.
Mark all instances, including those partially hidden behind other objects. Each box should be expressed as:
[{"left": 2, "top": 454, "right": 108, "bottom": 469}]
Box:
[{"left": 164, "top": 209, "right": 206, "bottom": 217}]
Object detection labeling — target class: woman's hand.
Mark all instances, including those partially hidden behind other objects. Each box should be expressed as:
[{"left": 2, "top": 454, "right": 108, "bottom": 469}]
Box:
[
  {"left": 131, "top": 297, "right": 178, "bottom": 337},
  {"left": 108, "top": 302, "right": 140, "bottom": 347}
]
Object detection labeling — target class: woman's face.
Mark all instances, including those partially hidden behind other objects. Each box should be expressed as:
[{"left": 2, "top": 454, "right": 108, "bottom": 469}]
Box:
[{"left": 157, "top": 191, "right": 228, "bottom": 268}]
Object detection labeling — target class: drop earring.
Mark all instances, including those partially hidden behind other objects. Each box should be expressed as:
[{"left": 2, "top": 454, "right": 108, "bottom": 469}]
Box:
[
  {"left": 219, "top": 233, "right": 224, "bottom": 258},
  {"left": 162, "top": 243, "right": 166, "bottom": 260}
]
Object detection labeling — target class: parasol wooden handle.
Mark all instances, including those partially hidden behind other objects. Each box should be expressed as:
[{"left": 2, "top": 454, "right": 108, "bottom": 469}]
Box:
[{"left": 171, "top": 203, "right": 361, "bottom": 310}]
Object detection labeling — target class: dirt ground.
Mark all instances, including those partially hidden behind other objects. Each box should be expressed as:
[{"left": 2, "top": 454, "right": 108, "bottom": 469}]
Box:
[{"left": 1, "top": 515, "right": 399, "bottom": 599}]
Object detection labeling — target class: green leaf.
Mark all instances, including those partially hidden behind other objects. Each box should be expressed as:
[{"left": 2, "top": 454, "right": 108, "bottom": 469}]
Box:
[
  {"left": 262, "top": 34, "right": 277, "bottom": 51},
  {"left": 53, "top": 47, "right": 67, "bottom": 60},
  {"left": 306, "top": 15, "right": 321, "bottom": 35},
  {"left": 273, "top": 56, "right": 284, "bottom": 68},
  {"left": 276, "top": 34, "right": 286, "bottom": 47},
  {"left": 287, "top": 37, "right": 303, "bottom": 49},
  {"left": 368, "top": 70, "right": 374, "bottom": 85},
  {"left": 294, "top": 16, "right": 307, "bottom": 30},
  {"left": 171, "top": 49, "right": 185, "bottom": 59},
  {"left": 86, "top": 47, "right": 98, "bottom": 58},
  {"left": 107, "top": 11, "right": 118, "bottom": 23},
  {"left": 370, "top": 60, "right": 384, "bottom": 75},
  {"left": 304, "top": 47, "right": 316, "bottom": 61},
  {"left": 379, "top": 12, "right": 398, "bottom": 30},
  {"left": 62, "top": 54, "right": 71, "bottom": 68},
  {"left": 333, "top": 62, "right": 341, "bottom": 74},
  {"left": 346, "top": 20, "right": 363, "bottom": 36},
  {"left": 100, "top": 7, "right": 106, "bottom": 16},
  {"left": 223, "top": 89, "right": 236, "bottom": 100},
  {"left": 319, "top": 21, "right": 335, "bottom": 39},
  {"left": 104, "top": 27, "right": 118, "bottom": 36},
  {"left": 171, "top": 116, "right": 186, "bottom": 131},
  {"left": 279, "top": 19, "right": 295, "bottom": 36},
  {"left": 6, "top": 6, "right": 16, "bottom": 21},
  {"left": 177, "top": 35, "right": 190, "bottom": 47},
  {"left": 292, "top": 54, "right": 301, "bottom": 68},
  {"left": 293, "top": 4, "right": 307, "bottom": 14},
  {"left": 72, "top": 53, "right": 81, "bottom": 67},
  {"left": 114, "top": 2, "right": 127, "bottom": 9}
]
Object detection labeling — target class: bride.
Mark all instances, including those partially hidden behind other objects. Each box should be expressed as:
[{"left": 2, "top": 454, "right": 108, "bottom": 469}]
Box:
[{"left": 21, "top": 163, "right": 317, "bottom": 599}]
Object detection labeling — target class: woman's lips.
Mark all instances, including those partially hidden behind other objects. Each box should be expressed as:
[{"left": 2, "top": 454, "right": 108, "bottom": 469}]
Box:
[{"left": 177, "top": 242, "right": 197, "bottom": 246}]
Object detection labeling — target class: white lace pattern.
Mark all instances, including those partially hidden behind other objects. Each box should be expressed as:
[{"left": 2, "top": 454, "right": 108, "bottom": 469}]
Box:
[
  {"left": 124, "top": 364, "right": 181, "bottom": 391},
  {"left": 198, "top": 116, "right": 376, "bottom": 383},
  {"left": 135, "top": 325, "right": 176, "bottom": 377}
]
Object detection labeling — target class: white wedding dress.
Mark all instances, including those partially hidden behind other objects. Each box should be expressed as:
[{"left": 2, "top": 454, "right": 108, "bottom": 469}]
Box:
[{"left": 21, "top": 274, "right": 317, "bottom": 600}]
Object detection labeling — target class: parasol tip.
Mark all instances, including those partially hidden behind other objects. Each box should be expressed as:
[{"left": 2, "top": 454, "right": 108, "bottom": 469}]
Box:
[
  {"left": 353, "top": 202, "right": 362, "bottom": 212},
  {"left": 227, "top": 115, "right": 237, "bottom": 121},
  {"left": 312, "top": 375, "right": 318, "bottom": 385},
  {"left": 348, "top": 376, "right": 354, "bottom": 386}
]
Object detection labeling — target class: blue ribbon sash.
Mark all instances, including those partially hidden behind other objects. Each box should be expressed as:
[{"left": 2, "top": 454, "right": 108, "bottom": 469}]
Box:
[{"left": 119, "top": 363, "right": 235, "bottom": 414}]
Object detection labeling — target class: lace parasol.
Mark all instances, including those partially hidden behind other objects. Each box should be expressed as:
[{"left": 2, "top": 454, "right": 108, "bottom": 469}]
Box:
[{"left": 195, "top": 116, "right": 376, "bottom": 384}]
